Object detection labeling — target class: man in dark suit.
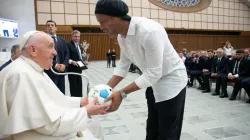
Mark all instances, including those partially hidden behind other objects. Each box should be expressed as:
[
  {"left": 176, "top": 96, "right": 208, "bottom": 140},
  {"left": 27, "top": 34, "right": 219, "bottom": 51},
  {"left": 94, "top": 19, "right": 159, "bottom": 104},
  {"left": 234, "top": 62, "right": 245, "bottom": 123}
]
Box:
[
  {"left": 0, "top": 44, "right": 20, "bottom": 71},
  {"left": 188, "top": 52, "right": 206, "bottom": 89},
  {"left": 66, "top": 30, "right": 83, "bottom": 97},
  {"left": 202, "top": 50, "right": 214, "bottom": 93},
  {"left": 211, "top": 48, "right": 229, "bottom": 98},
  {"left": 228, "top": 50, "right": 250, "bottom": 100},
  {"left": 44, "top": 20, "right": 69, "bottom": 94}
]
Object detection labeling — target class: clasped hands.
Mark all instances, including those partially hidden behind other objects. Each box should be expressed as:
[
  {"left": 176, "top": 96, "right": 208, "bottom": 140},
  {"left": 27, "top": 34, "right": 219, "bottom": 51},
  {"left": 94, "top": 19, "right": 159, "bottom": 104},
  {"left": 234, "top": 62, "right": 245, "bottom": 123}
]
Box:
[
  {"left": 228, "top": 74, "right": 235, "bottom": 80},
  {"left": 80, "top": 90, "right": 123, "bottom": 116},
  {"left": 55, "top": 64, "right": 66, "bottom": 72}
]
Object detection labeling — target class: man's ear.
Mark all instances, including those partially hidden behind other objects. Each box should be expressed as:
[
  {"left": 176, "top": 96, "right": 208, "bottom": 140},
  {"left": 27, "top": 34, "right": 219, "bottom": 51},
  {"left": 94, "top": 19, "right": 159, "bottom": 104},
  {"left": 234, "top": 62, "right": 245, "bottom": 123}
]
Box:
[{"left": 27, "top": 45, "right": 37, "bottom": 56}]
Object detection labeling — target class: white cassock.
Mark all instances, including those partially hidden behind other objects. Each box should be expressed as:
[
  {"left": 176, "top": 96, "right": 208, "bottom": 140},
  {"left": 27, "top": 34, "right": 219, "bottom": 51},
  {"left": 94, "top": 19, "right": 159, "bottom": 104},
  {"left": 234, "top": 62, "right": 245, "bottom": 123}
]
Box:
[{"left": 0, "top": 56, "right": 104, "bottom": 140}]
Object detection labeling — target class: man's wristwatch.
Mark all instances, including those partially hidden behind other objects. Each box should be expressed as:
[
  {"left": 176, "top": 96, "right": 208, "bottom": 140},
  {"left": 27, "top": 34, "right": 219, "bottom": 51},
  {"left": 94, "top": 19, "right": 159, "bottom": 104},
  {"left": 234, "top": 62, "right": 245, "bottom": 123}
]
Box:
[{"left": 120, "top": 90, "right": 127, "bottom": 100}]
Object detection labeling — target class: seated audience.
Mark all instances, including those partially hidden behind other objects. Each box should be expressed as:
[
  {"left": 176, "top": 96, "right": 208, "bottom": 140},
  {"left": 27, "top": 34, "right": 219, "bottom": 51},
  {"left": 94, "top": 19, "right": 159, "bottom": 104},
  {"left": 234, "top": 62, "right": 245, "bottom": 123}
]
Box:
[
  {"left": 227, "top": 50, "right": 250, "bottom": 100},
  {"left": 202, "top": 50, "right": 214, "bottom": 93},
  {"left": 188, "top": 52, "right": 206, "bottom": 89},
  {"left": 244, "top": 48, "right": 250, "bottom": 60},
  {"left": 211, "top": 48, "right": 229, "bottom": 98},
  {"left": 179, "top": 52, "right": 186, "bottom": 62}
]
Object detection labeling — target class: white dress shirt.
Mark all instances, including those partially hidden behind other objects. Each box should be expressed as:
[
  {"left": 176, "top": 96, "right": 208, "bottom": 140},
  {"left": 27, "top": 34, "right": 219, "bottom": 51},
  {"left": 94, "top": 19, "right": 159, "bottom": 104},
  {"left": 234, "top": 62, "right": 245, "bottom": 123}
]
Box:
[
  {"left": 113, "top": 17, "right": 188, "bottom": 103},
  {"left": 223, "top": 47, "right": 233, "bottom": 56}
]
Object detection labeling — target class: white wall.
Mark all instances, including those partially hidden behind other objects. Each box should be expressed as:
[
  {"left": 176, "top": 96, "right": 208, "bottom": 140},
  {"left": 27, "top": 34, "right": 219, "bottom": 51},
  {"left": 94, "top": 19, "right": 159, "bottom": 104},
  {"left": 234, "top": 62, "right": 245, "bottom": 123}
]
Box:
[{"left": 0, "top": 0, "right": 36, "bottom": 50}]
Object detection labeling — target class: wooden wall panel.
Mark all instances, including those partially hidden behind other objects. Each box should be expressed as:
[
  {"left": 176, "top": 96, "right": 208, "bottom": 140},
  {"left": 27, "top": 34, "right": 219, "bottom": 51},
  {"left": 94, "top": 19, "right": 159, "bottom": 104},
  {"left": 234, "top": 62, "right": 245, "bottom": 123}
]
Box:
[
  {"left": 168, "top": 35, "right": 250, "bottom": 52},
  {"left": 58, "top": 33, "right": 250, "bottom": 61}
]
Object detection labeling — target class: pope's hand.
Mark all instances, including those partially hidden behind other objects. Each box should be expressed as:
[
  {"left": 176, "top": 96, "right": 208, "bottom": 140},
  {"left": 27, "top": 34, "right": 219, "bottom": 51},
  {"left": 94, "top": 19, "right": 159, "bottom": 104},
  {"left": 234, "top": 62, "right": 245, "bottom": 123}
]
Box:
[
  {"left": 105, "top": 91, "right": 122, "bottom": 112},
  {"left": 85, "top": 97, "right": 109, "bottom": 116},
  {"left": 80, "top": 96, "right": 88, "bottom": 107}
]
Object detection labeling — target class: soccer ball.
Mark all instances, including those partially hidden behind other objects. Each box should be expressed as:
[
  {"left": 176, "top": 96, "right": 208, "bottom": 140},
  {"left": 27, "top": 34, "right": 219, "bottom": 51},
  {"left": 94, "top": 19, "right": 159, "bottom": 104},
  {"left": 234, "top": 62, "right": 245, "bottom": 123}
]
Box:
[{"left": 87, "top": 84, "right": 113, "bottom": 110}]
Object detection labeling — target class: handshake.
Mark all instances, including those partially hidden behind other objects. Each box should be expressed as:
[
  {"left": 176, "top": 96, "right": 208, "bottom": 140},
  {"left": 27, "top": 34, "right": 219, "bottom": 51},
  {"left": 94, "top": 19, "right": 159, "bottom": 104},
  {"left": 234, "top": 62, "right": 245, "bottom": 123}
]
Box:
[{"left": 55, "top": 64, "right": 66, "bottom": 72}]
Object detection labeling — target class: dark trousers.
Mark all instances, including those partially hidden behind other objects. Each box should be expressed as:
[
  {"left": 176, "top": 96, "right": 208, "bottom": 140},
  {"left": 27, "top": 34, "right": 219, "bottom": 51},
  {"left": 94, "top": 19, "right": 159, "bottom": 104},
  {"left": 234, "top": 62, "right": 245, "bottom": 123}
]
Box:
[
  {"left": 190, "top": 70, "right": 204, "bottom": 87},
  {"left": 202, "top": 72, "right": 212, "bottom": 90},
  {"left": 107, "top": 58, "right": 111, "bottom": 68},
  {"left": 145, "top": 87, "right": 186, "bottom": 140},
  {"left": 51, "top": 75, "right": 65, "bottom": 94},
  {"left": 112, "top": 59, "right": 116, "bottom": 67},
  {"left": 215, "top": 74, "right": 227, "bottom": 94},
  {"left": 242, "top": 77, "right": 250, "bottom": 98},
  {"left": 231, "top": 77, "right": 247, "bottom": 98},
  {"left": 68, "top": 75, "right": 82, "bottom": 97}
]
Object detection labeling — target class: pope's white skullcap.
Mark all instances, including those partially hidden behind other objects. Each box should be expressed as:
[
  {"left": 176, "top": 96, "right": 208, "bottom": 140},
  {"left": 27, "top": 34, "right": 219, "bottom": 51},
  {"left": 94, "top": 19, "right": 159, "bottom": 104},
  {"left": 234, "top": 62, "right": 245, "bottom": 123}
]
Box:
[{"left": 19, "top": 30, "right": 40, "bottom": 51}]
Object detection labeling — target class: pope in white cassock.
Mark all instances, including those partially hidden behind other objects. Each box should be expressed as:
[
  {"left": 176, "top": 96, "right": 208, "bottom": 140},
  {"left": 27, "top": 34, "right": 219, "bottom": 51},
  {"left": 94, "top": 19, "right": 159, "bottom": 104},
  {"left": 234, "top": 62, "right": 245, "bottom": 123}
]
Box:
[{"left": 0, "top": 31, "right": 109, "bottom": 140}]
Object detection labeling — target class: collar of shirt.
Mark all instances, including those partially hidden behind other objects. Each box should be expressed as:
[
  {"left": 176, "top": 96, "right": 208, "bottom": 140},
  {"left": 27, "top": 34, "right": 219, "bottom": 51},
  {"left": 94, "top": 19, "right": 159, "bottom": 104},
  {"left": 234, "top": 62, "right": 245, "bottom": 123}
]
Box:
[
  {"left": 120, "top": 17, "right": 136, "bottom": 44},
  {"left": 48, "top": 34, "right": 57, "bottom": 41},
  {"left": 74, "top": 41, "right": 79, "bottom": 47},
  {"left": 20, "top": 56, "right": 44, "bottom": 73},
  {"left": 126, "top": 19, "right": 136, "bottom": 36}
]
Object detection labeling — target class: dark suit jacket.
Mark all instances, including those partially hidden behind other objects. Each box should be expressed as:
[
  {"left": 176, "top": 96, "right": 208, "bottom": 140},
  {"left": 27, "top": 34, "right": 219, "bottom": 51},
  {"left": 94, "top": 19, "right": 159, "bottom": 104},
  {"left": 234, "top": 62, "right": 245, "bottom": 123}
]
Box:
[
  {"left": 204, "top": 57, "right": 213, "bottom": 71},
  {"left": 0, "top": 59, "right": 12, "bottom": 71},
  {"left": 111, "top": 52, "right": 116, "bottom": 60},
  {"left": 228, "top": 58, "right": 250, "bottom": 77},
  {"left": 190, "top": 56, "right": 206, "bottom": 71},
  {"left": 66, "top": 40, "right": 83, "bottom": 73},
  {"left": 44, "top": 35, "right": 69, "bottom": 77},
  {"left": 212, "top": 56, "right": 228, "bottom": 75},
  {"left": 184, "top": 57, "right": 193, "bottom": 70}
]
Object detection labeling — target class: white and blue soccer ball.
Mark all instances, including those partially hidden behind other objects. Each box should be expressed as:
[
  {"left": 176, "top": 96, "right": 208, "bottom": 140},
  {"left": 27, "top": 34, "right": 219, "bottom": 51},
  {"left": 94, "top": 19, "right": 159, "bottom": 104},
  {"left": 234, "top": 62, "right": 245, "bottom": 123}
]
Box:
[{"left": 87, "top": 84, "right": 113, "bottom": 110}]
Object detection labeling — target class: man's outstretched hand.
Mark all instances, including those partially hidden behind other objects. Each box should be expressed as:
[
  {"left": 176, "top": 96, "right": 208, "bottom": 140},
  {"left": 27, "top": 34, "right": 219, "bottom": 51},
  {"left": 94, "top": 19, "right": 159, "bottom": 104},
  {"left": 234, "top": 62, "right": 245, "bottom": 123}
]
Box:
[{"left": 105, "top": 91, "right": 122, "bottom": 112}]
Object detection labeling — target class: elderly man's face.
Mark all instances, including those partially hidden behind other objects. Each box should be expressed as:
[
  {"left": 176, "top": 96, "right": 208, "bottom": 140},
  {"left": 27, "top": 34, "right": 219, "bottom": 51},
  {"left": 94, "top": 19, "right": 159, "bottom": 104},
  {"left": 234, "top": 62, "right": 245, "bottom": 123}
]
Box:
[
  {"left": 35, "top": 35, "right": 57, "bottom": 70},
  {"left": 12, "top": 48, "right": 20, "bottom": 60},
  {"left": 96, "top": 14, "right": 120, "bottom": 38},
  {"left": 216, "top": 51, "right": 223, "bottom": 57}
]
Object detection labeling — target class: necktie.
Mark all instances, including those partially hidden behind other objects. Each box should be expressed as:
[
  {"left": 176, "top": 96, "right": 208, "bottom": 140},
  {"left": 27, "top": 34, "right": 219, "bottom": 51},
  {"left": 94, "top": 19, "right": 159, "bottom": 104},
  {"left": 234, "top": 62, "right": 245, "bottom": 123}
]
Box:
[
  {"left": 233, "top": 60, "right": 238, "bottom": 75},
  {"left": 76, "top": 44, "right": 82, "bottom": 60},
  {"left": 51, "top": 36, "right": 57, "bottom": 50},
  {"left": 51, "top": 36, "right": 59, "bottom": 63}
]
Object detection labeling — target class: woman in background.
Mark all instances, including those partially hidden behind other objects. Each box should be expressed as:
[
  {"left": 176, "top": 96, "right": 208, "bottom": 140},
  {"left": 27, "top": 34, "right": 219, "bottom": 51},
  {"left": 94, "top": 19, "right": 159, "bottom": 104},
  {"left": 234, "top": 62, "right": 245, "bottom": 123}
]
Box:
[{"left": 223, "top": 41, "right": 234, "bottom": 58}]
